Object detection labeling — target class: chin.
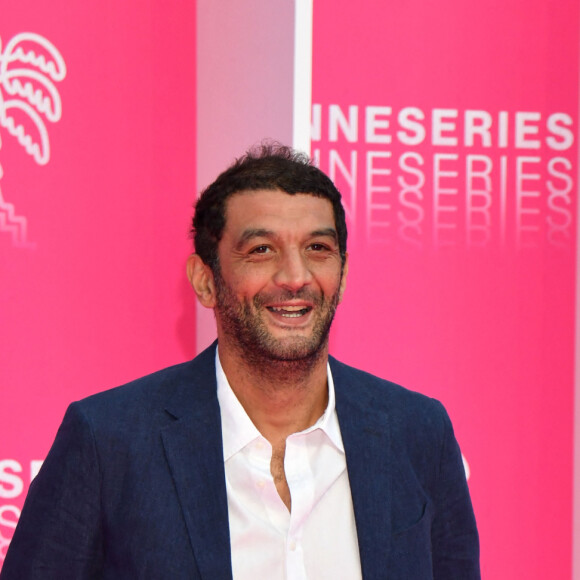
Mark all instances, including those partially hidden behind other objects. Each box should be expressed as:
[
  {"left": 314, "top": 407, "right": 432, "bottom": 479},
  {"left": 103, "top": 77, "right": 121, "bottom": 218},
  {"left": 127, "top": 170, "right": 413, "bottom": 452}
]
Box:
[{"left": 258, "top": 335, "right": 328, "bottom": 362}]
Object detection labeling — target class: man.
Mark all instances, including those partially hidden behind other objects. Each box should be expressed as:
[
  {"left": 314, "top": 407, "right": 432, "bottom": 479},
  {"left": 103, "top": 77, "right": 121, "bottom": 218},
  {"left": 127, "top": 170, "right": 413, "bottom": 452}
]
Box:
[{"left": 1, "top": 144, "right": 480, "bottom": 579}]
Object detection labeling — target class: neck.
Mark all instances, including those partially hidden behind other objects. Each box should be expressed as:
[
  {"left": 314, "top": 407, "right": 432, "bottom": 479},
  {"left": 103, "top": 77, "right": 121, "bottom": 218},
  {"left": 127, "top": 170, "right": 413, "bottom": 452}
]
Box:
[{"left": 217, "top": 341, "right": 330, "bottom": 443}]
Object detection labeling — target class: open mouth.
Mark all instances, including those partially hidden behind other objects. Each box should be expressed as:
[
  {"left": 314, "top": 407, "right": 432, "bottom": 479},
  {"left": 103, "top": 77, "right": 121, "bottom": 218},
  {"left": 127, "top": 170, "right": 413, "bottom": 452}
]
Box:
[{"left": 267, "top": 305, "right": 312, "bottom": 318}]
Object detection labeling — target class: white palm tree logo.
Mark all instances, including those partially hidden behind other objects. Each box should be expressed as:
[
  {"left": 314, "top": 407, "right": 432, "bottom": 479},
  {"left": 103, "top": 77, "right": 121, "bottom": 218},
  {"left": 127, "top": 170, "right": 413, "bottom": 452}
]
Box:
[{"left": 0, "top": 32, "right": 66, "bottom": 247}]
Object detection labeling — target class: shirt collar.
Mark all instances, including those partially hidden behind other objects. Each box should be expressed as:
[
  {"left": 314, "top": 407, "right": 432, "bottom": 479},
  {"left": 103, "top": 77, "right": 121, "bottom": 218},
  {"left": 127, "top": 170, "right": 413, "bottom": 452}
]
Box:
[{"left": 215, "top": 349, "right": 344, "bottom": 462}]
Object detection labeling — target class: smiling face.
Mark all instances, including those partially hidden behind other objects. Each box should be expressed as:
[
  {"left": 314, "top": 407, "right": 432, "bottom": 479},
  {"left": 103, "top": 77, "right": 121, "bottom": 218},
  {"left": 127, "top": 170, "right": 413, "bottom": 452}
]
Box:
[{"left": 210, "top": 189, "right": 347, "bottom": 364}]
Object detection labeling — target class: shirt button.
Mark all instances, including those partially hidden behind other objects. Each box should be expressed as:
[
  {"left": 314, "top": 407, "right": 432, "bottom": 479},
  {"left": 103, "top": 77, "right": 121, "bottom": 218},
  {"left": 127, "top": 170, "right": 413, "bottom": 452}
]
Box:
[
  {"left": 289, "top": 540, "right": 297, "bottom": 551},
  {"left": 256, "top": 479, "right": 265, "bottom": 488},
  {"left": 256, "top": 440, "right": 265, "bottom": 450}
]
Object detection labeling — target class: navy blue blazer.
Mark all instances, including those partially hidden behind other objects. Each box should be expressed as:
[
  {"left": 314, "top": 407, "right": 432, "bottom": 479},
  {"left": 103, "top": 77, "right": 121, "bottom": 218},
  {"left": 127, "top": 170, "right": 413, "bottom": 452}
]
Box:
[{"left": 1, "top": 343, "right": 480, "bottom": 579}]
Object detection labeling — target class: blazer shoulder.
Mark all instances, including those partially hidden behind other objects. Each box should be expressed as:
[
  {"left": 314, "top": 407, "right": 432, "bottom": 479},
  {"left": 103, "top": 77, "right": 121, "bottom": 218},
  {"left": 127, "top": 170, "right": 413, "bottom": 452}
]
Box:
[
  {"left": 329, "top": 355, "right": 452, "bottom": 443},
  {"left": 329, "top": 355, "right": 443, "bottom": 410},
  {"left": 71, "top": 342, "right": 218, "bottom": 429}
]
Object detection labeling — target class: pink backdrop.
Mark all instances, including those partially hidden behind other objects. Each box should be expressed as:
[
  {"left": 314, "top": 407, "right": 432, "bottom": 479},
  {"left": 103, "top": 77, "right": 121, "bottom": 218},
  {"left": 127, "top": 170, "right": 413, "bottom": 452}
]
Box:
[
  {"left": 1, "top": 2, "right": 579, "bottom": 578},
  {"left": 0, "top": 0, "right": 197, "bottom": 563},
  {"left": 313, "top": 1, "right": 578, "bottom": 578}
]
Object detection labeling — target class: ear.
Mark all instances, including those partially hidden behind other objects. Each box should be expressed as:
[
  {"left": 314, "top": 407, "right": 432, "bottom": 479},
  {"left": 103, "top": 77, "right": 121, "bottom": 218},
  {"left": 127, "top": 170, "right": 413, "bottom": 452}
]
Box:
[
  {"left": 338, "top": 253, "right": 349, "bottom": 304},
  {"left": 187, "top": 254, "right": 217, "bottom": 308}
]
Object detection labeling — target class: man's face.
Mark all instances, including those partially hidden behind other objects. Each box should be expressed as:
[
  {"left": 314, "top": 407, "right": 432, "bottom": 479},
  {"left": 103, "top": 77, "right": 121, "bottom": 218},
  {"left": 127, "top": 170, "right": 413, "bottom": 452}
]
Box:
[{"left": 213, "top": 189, "right": 347, "bottom": 363}]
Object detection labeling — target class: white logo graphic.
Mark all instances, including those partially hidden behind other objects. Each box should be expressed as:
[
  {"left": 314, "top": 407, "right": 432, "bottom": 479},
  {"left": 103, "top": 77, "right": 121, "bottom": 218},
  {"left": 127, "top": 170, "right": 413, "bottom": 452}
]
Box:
[{"left": 0, "top": 32, "right": 66, "bottom": 248}]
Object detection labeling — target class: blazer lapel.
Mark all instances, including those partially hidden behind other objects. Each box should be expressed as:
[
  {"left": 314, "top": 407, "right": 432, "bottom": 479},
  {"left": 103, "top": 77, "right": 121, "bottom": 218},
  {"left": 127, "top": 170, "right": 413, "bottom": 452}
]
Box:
[
  {"left": 157, "top": 348, "right": 393, "bottom": 579},
  {"left": 331, "top": 357, "right": 393, "bottom": 580},
  {"left": 161, "top": 344, "right": 233, "bottom": 580}
]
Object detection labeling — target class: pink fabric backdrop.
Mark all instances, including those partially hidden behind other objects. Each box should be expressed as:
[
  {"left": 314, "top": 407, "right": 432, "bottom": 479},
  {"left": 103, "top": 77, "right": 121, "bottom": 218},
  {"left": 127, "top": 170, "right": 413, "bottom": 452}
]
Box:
[
  {"left": 313, "top": 2, "right": 578, "bottom": 578},
  {"left": 0, "top": 1, "right": 196, "bottom": 564},
  {"left": 1, "top": 1, "right": 578, "bottom": 577}
]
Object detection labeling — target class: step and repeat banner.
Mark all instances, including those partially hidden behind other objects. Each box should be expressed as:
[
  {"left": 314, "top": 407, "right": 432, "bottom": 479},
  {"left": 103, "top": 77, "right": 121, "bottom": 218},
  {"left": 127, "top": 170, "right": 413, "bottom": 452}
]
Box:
[
  {"left": 1, "top": 1, "right": 578, "bottom": 578},
  {"left": 312, "top": 1, "right": 578, "bottom": 578},
  {"left": 0, "top": 1, "right": 197, "bottom": 568}
]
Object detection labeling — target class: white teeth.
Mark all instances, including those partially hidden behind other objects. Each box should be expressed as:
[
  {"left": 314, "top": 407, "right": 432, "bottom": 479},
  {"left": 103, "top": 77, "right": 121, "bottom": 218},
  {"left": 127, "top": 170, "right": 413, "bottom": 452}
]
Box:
[{"left": 269, "top": 305, "right": 309, "bottom": 317}]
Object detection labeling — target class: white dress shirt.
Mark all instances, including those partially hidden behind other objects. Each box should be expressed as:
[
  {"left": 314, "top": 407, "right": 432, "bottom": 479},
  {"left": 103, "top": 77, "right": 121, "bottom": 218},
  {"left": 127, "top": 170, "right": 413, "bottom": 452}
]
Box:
[{"left": 216, "top": 352, "right": 362, "bottom": 580}]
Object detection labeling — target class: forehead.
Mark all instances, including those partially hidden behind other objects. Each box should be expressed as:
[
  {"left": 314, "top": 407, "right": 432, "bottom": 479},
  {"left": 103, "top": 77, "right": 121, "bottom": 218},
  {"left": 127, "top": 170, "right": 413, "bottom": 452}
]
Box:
[{"left": 223, "top": 189, "right": 336, "bottom": 237}]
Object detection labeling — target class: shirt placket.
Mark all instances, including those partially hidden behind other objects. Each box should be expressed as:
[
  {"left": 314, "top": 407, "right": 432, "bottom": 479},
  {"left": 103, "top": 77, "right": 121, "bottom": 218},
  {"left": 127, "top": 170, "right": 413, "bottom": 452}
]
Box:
[{"left": 284, "top": 434, "right": 315, "bottom": 580}]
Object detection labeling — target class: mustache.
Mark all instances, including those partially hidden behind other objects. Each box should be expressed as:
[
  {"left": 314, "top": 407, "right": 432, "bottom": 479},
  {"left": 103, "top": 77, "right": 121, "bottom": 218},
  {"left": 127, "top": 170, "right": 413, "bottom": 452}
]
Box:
[{"left": 252, "top": 288, "right": 324, "bottom": 307}]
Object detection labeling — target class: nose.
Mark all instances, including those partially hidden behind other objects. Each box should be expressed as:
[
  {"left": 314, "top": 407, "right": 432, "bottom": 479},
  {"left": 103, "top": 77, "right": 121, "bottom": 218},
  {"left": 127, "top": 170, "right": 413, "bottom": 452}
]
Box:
[{"left": 272, "top": 249, "right": 312, "bottom": 291}]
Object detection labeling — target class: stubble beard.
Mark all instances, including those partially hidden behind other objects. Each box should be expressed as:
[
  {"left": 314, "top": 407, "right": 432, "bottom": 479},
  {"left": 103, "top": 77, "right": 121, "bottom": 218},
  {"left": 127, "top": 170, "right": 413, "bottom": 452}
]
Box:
[{"left": 213, "top": 267, "right": 341, "bottom": 375}]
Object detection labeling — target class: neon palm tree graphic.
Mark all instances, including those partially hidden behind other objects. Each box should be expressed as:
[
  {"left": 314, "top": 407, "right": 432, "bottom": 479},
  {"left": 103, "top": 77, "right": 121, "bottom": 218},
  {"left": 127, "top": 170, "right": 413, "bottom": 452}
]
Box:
[{"left": 0, "top": 32, "right": 66, "bottom": 247}]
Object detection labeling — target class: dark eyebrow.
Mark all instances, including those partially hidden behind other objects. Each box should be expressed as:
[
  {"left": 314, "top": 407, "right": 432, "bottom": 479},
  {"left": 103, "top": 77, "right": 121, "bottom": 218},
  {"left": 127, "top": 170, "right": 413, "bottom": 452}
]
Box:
[
  {"left": 235, "top": 229, "right": 274, "bottom": 250},
  {"left": 311, "top": 228, "right": 339, "bottom": 243},
  {"left": 235, "top": 227, "right": 338, "bottom": 250}
]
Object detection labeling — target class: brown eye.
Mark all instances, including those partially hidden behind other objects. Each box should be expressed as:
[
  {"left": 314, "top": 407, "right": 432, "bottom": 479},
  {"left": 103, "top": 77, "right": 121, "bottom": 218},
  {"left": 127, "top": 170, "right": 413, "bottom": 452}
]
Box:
[{"left": 251, "top": 245, "right": 271, "bottom": 254}]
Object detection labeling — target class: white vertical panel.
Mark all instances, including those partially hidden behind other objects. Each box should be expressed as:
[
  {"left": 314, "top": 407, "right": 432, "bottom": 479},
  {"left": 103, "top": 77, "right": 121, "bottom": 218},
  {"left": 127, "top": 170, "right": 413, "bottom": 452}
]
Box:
[{"left": 292, "top": 0, "right": 313, "bottom": 155}]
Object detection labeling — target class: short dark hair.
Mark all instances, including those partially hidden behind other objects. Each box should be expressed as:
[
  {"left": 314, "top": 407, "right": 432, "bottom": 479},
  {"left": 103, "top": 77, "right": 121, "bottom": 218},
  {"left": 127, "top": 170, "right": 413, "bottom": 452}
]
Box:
[{"left": 192, "top": 142, "right": 347, "bottom": 269}]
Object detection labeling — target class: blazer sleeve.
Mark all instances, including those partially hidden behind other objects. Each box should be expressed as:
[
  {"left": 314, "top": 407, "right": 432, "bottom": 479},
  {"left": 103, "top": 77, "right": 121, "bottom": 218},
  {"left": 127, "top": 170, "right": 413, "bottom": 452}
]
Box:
[
  {"left": 0, "top": 403, "right": 104, "bottom": 579},
  {"left": 430, "top": 400, "right": 480, "bottom": 580}
]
